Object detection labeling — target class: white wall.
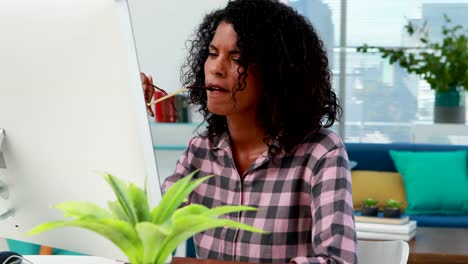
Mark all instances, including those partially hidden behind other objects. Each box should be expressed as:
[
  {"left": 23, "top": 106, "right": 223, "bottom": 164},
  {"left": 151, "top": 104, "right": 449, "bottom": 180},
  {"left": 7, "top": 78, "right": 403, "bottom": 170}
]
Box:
[
  {"left": 128, "top": 0, "right": 228, "bottom": 93},
  {"left": 127, "top": 1, "right": 230, "bottom": 186}
]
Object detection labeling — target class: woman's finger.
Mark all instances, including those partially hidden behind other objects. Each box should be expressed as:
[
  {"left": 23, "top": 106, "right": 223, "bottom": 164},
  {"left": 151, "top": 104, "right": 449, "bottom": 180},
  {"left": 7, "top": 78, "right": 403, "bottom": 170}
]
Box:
[{"left": 141, "top": 72, "right": 154, "bottom": 116}]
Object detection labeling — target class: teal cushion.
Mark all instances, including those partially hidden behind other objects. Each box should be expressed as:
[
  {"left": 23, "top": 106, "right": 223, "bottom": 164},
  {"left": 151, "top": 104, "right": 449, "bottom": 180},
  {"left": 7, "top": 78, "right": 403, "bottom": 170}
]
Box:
[{"left": 389, "top": 150, "right": 468, "bottom": 215}]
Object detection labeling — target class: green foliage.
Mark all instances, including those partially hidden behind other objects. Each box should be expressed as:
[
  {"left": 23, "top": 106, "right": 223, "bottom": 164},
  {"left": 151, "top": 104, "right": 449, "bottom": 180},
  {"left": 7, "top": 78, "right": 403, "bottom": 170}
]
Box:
[
  {"left": 28, "top": 170, "right": 266, "bottom": 264},
  {"left": 363, "top": 198, "right": 378, "bottom": 207},
  {"left": 385, "top": 199, "right": 402, "bottom": 209},
  {"left": 357, "top": 15, "right": 468, "bottom": 92}
]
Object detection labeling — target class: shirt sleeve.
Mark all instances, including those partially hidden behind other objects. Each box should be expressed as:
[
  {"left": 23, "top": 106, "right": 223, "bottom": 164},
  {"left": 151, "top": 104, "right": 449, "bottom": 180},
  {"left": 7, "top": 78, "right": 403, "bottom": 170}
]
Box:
[{"left": 291, "top": 146, "right": 357, "bottom": 264}]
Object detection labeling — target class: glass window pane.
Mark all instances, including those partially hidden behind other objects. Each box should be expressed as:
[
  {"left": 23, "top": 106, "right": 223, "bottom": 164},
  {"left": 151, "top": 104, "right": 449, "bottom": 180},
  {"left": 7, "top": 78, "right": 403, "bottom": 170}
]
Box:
[
  {"left": 289, "top": 0, "right": 468, "bottom": 143},
  {"left": 345, "top": 0, "right": 468, "bottom": 142}
]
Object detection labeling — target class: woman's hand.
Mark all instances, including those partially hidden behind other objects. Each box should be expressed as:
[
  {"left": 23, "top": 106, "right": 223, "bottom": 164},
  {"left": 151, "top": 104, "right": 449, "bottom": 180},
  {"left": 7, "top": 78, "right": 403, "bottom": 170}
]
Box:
[{"left": 141, "top": 72, "right": 155, "bottom": 116}]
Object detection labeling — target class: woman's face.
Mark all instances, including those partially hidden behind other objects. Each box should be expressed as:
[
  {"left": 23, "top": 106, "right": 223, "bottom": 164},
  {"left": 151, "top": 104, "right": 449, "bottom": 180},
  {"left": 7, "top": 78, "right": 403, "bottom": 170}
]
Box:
[{"left": 204, "top": 21, "right": 261, "bottom": 117}]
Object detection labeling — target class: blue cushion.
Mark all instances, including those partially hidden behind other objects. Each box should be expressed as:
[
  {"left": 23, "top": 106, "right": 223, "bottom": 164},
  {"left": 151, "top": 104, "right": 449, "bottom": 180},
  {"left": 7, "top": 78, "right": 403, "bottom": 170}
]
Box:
[
  {"left": 345, "top": 143, "right": 468, "bottom": 172},
  {"left": 186, "top": 237, "right": 196, "bottom": 258},
  {"left": 409, "top": 215, "right": 468, "bottom": 228}
]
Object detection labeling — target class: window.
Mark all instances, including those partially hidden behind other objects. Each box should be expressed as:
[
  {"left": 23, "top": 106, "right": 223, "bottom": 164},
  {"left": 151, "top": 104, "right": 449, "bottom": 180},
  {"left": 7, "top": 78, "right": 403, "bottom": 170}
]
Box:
[{"left": 288, "top": 0, "right": 468, "bottom": 143}]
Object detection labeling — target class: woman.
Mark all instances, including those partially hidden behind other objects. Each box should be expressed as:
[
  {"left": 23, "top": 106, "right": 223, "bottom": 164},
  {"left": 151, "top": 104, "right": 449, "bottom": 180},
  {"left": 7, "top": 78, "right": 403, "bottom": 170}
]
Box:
[{"left": 142, "top": 0, "right": 356, "bottom": 263}]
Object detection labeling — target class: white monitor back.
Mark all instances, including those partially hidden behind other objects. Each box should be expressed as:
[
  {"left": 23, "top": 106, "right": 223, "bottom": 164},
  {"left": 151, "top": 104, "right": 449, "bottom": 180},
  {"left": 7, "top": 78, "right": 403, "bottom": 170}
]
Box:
[{"left": 0, "top": 0, "right": 161, "bottom": 260}]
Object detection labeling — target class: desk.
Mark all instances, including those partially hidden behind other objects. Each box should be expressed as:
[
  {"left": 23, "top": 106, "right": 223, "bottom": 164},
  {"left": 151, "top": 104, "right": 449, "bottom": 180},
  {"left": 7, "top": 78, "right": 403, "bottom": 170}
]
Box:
[
  {"left": 408, "top": 227, "right": 468, "bottom": 264},
  {"left": 23, "top": 228, "right": 468, "bottom": 264},
  {"left": 174, "top": 227, "right": 468, "bottom": 264},
  {"left": 22, "top": 256, "right": 247, "bottom": 264},
  {"left": 172, "top": 257, "right": 254, "bottom": 264}
]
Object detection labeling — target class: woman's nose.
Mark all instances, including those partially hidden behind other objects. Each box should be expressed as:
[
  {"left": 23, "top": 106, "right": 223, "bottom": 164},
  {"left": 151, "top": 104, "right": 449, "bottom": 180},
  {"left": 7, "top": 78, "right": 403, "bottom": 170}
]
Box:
[{"left": 209, "top": 57, "right": 226, "bottom": 77}]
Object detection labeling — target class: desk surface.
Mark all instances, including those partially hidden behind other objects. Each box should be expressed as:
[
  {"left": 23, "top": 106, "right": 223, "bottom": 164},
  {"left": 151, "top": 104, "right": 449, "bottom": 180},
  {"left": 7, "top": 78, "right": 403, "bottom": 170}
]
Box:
[
  {"left": 408, "top": 227, "right": 468, "bottom": 264},
  {"left": 23, "top": 227, "right": 468, "bottom": 264},
  {"left": 171, "top": 257, "right": 254, "bottom": 264},
  {"left": 173, "top": 227, "right": 468, "bottom": 264}
]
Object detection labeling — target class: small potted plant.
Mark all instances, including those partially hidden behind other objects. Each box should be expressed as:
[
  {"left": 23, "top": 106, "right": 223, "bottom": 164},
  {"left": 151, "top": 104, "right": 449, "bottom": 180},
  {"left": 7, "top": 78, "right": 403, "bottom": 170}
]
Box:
[
  {"left": 28, "top": 170, "right": 266, "bottom": 264},
  {"left": 383, "top": 199, "right": 402, "bottom": 218},
  {"left": 361, "top": 198, "right": 379, "bottom": 216}
]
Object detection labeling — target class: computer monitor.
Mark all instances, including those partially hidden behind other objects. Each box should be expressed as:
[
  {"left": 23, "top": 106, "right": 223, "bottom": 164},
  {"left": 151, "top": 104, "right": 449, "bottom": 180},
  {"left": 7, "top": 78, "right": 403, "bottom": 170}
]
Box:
[{"left": 0, "top": 0, "right": 161, "bottom": 260}]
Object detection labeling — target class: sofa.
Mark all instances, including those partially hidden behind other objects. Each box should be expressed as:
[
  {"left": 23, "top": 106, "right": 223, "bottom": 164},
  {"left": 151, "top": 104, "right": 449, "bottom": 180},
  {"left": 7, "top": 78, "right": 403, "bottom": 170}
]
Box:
[{"left": 345, "top": 142, "right": 468, "bottom": 228}]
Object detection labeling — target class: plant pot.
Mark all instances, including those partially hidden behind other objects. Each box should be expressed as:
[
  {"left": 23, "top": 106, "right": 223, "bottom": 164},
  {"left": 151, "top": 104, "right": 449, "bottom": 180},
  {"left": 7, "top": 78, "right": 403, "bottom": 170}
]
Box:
[
  {"left": 434, "top": 86, "right": 466, "bottom": 124},
  {"left": 361, "top": 205, "right": 378, "bottom": 217},
  {"left": 383, "top": 207, "right": 401, "bottom": 218}
]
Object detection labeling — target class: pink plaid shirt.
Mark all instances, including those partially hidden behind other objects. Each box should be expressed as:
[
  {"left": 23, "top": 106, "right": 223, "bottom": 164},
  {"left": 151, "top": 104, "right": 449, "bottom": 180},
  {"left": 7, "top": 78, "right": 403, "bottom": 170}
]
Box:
[{"left": 162, "top": 128, "right": 356, "bottom": 264}]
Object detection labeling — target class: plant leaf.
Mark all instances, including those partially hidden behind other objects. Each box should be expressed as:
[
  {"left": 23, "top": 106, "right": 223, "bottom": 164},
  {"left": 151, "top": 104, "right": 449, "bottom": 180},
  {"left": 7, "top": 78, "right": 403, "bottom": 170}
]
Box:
[
  {"left": 54, "top": 201, "right": 113, "bottom": 219},
  {"left": 172, "top": 204, "right": 209, "bottom": 219},
  {"left": 28, "top": 218, "right": 143, "bottom": 264},
  {"left": 129, "top": 183, "right": 151, "bottom": 222},
  {"left": 202, "top": 205, "right": 258, "bottom": 218},
  {"left": 136, "top": 222, "right": 168, "bottom": 264},
  {"left": 150, "top": 170, "right": 196, "bottom": 224},
  {"left": 172, "top": 204, "right": 258, "bottom": 220},
  {"left": 151, "top": 170, "right": 212, "bottom": 224},
  {"left": 154, "top": 215, "right": 267, "bottom": 264},
  {"left": 108, "top": 200, "right": 130, "bottom": 222},
  {"left": 101, "top": 173, "right": 138, "bottom": 226}
]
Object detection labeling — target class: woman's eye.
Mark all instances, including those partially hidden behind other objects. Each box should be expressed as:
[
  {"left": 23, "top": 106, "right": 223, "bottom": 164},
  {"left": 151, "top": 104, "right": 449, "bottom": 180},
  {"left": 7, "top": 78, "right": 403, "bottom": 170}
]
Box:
[
  {"left": 232, "top": 58, "right": 241, "bottom": 64},
  {"left": 208, "top": 52, "right": 218, "bottom": 57}
]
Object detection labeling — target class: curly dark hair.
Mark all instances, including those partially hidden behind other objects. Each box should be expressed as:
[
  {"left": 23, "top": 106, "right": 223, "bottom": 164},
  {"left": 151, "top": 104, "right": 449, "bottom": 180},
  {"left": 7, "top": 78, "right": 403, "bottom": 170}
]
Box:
[{"left": 181, "top": 0, "right": 341, "bottom": 155}]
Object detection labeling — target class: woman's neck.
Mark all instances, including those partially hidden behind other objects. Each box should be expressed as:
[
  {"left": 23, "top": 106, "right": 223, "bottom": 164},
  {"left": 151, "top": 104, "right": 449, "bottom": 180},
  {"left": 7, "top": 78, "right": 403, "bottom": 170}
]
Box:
[
  {"left": 226, "top": 115, "right": 268, "bottom": 176},
  {"left": 226, "top": 115, "right": 266, "bottom": 151}
]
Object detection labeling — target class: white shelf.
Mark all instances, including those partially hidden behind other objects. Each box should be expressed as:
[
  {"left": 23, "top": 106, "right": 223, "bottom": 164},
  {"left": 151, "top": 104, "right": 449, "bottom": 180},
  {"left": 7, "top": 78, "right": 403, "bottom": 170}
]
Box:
[
  {"left": 150, "top": 122, "right": 202, "bottom": 183},
  {"left": 412, "top": 123, "right": 468, "bottom": 145},
  {"left": 150, "top": 122, "right": 201, "bottom": 147}
]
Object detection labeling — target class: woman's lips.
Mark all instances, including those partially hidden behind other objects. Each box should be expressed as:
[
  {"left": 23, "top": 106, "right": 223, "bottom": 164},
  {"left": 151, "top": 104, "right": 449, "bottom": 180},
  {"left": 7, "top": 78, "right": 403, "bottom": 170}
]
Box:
[{"left": 206, "top": 84, "right": 229, "bottom": 92}]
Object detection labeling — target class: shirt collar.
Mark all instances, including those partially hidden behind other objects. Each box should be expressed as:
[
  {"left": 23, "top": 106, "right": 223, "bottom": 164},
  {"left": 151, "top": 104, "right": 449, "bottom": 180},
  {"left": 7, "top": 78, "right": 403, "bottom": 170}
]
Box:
[
  {"left": 209, "top": 132, "right": 231, "bottom": 151},
  {"left": 210, "top": 131, "right": 287, "bottom": 159}
]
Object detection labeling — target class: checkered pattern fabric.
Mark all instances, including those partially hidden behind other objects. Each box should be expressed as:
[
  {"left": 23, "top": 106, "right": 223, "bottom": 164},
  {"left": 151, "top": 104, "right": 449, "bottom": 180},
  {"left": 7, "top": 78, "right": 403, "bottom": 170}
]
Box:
[{"left": 162, "top": 128, "right": 356, "bottom": 264}]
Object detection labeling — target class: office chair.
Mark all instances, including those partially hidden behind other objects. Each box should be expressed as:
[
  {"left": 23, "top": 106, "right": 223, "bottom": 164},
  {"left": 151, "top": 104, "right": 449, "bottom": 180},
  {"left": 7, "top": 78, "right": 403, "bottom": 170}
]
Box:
[{"left": 357, "top": 240, "right": 409, "bottom": 264}]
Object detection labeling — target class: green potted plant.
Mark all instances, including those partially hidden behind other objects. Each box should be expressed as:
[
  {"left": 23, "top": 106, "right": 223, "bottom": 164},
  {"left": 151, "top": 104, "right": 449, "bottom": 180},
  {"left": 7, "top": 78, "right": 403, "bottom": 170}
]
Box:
[
  {"left": 361, "top": 198, "right": 379, "bottom": 217},
  {"left": 357, "top": 15, "right": 468, "bottom": 124},
  {"left": 383, "top": 199, "right": 402, "bottom": 218},
  {"left": 28, "top": 170, "right": 266, "bottom": 264}
]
